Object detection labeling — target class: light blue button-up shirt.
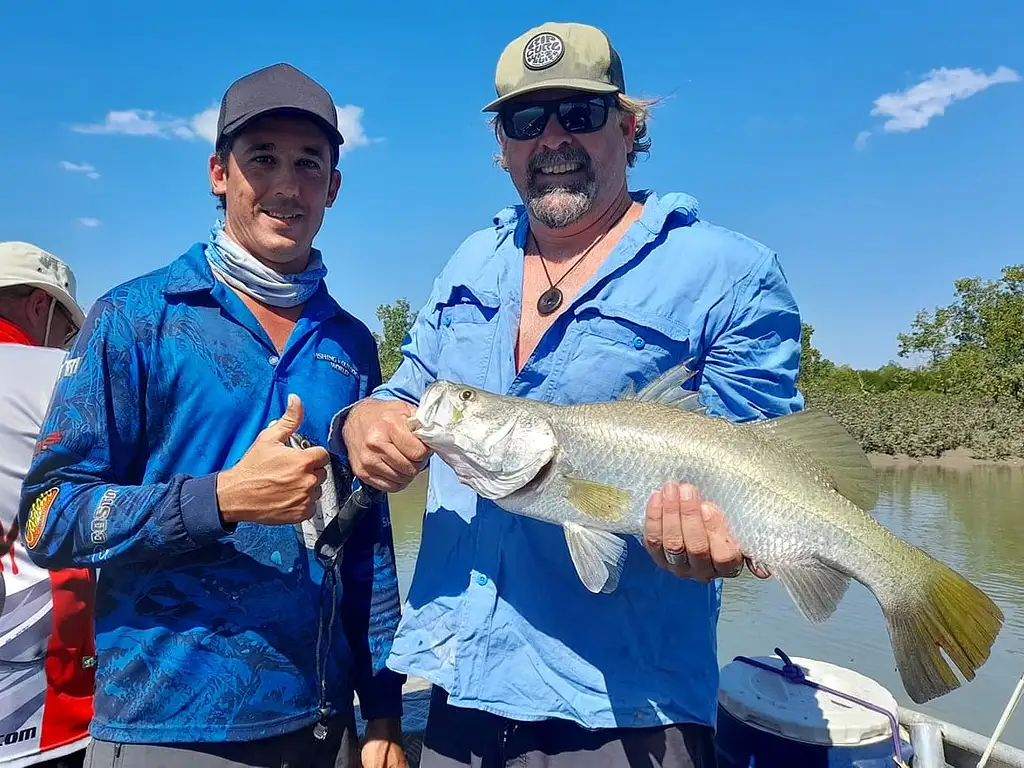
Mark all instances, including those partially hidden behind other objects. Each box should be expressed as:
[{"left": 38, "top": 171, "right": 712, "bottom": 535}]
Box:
[{"left": 372, "top": 190, "right": 804, "bottom": 731}]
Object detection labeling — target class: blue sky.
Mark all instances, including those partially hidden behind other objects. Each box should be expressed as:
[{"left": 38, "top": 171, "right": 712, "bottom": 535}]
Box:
[{"left": 1, "top": 1, "right": 1021, "bottom": 369}]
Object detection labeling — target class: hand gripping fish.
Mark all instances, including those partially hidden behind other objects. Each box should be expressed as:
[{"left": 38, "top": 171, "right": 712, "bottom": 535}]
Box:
[{"left": 406, "top": 359, "right": 1004, "bottom": 706}]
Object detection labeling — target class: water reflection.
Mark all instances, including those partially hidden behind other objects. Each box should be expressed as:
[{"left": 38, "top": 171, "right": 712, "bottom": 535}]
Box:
[{"left": 386, "top": 465, "right": 1024, "bottom": 748}]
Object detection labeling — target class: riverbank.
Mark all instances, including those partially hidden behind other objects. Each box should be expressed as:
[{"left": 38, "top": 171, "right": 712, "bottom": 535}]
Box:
[
  {"left": 868, "top": 448, "right": 1024, "bottom": 469},
  {"left": 803, "top": 386, "right": 1024, "bottom": 462}
]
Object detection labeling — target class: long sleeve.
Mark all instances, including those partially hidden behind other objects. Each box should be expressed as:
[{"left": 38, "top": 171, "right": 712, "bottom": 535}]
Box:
[
  {"left": 697, "top": 252, "right": 805, "bottom": 422},
  {"left": 371, "top": 275, "right": 447, "bottom": 405},
  {"left": 18, "top": 299, "right": 230, "bottom": 570},
  {"left": 338, "top": 350, "right": 405, "bottom": 721}
]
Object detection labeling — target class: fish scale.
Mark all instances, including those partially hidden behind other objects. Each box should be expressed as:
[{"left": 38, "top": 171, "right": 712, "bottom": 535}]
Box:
[{"left": 410, "top": 359, "right": 1005, "bottom": 707}]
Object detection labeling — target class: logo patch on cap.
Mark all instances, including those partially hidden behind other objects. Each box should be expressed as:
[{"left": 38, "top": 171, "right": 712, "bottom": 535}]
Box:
[{"left": 523, "top": 32, "right": 564, "bottom": 70}]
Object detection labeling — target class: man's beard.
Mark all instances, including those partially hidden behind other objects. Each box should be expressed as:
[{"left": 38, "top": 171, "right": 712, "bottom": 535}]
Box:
[{"left": 524, "top": 147, "right": 598, "bottom": 229}]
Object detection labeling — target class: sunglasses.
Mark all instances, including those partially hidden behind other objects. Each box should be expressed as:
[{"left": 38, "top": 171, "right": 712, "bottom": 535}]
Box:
[
  {"left": 51, "top": 300, "right": 79, "bottom": 349},
  {"left": 499, "top": 94, "right": 615, "bottom": 141}
]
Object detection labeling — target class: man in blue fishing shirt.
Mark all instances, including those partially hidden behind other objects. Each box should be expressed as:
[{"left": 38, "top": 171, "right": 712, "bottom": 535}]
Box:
[
  {"left": 341, "top": 22, "right": 803, "bottom": 768},
  {"left": 19, "top": 63, "right": 408, "bottom": 768}
]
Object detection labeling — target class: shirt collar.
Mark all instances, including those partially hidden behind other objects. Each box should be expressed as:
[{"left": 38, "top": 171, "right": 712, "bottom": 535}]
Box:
[
  {"left": 162, "top": 243, "right": 217, "bottom": 297},
  {"left": 490, "top": 189, "right": 700, "bottom": 242}
]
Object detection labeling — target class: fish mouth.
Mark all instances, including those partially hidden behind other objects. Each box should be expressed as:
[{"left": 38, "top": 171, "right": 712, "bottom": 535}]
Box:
[{"left": 408, "top": 383, "right": 456, "bottom": 439}]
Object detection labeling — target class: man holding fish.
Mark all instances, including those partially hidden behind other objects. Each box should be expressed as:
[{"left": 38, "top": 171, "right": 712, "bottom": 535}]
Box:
[{"left": 341, "top": 21, "right": 805, "bottom": 768}]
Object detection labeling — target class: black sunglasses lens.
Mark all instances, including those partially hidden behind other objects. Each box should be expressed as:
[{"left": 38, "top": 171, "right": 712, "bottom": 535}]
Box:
[
  {"left": 558, "top": 100, "right": 608, "bottom": 133},
  {"left": 505, "top": 105, "right": 549, "bottom": 139},
  {"left": 502, "top": 97, "right": 610, "bottom": 139}
]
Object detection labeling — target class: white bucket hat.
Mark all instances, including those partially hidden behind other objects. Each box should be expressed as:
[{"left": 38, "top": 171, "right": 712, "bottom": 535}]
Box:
[{"left": 0, "top": 241, "right": 86, "bottom": 329}]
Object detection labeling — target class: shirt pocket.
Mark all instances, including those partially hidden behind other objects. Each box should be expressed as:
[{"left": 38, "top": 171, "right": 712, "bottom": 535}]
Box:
[
  {"left": 563, "top": 302, "right": 696, "bottom": 404},
  {"left": 434, "top": 286, "right": 501, "bottom": 388}
]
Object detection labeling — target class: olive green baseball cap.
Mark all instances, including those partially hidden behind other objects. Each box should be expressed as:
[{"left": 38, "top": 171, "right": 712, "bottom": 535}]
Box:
[{"left": 482, "top": 22, "right": 625, "bottom": 112}]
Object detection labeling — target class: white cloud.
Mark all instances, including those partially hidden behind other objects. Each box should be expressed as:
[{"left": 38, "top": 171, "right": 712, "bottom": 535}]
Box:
[
  {"left": 856, "top": 65, "right": 1020, "bottom": 148},
  {"left": 70, "top": 102, "right": 379, "bottom": 159},
  {"left": 60, "top": 161, "right": 100, "bottom": 179},
  {"left": 190, "top": 106, "right": 219, "bottom": 143},
  {"left": 335, "top": 104, "right": 382, "bottom": 156},
  {"left": 79, "top": 217, "right": 101, "bottom": 228},
  {"left": 71, "top": 105, "right": 219, "bottom": 143}
]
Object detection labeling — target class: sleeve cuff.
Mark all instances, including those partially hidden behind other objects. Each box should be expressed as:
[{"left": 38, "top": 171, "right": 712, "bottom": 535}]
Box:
[
  {"left": 327, "top": 391, "right": 418, "bottom": 455},
  {"left": 180, "top": 473, "right": 233, "bottom": 546},
  {"left": 355, "top": 667, "right": 406, "bottom": 722}
]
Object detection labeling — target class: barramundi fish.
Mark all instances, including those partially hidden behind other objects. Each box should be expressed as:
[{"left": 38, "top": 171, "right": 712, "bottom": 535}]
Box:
[{"left": 406, "top": 359, "right": 1004, "bottom": 706}]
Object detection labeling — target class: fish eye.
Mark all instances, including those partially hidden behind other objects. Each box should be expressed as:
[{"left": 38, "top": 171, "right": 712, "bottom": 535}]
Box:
[{"left": 459, "top": 389, "right": 474, "bottom": 402}]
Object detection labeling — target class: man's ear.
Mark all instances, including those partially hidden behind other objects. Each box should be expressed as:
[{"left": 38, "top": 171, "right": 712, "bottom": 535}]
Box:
[
  {"left": 209, "top": 151, "right": 228, "bottom": 195},
  {"left": 326, "top": 169, "right": 342, "bottom": 208},
  {"left": 618, "top": 110, "right": 637, "bottom": 148},
  {"left": 24, "top": 288, "right": 51, "bottom": 327},
  {"left": 496, "top": 134, "right": 510, "bottom": 171}
]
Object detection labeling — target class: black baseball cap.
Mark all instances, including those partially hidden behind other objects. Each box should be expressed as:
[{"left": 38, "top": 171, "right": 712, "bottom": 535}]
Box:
[{"left": 216, "top": 63, "right": 345, "bottom": 153}]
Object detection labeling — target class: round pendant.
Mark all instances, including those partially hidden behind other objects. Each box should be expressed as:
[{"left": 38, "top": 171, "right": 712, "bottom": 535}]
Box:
[{"left": 537, "top": 287, "right": 563, "bottom": 316}]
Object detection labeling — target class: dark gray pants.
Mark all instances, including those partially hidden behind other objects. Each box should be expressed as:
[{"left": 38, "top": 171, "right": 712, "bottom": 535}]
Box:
[
  {"left": 418, "top": 686, "right": 718, "bottom": 768},
  {"left": 83, "top": 711, "right": 360, "bottom": 768}
]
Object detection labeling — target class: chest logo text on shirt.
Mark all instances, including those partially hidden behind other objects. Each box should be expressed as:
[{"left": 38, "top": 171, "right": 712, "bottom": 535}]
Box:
[{"left": 314, "top": 352, "right": 358, "bottom": 378}]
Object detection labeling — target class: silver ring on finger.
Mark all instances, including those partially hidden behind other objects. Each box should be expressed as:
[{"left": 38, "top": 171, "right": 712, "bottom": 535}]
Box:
[{"left": 665, "top": 549, "right": 688, "bottom": 567}]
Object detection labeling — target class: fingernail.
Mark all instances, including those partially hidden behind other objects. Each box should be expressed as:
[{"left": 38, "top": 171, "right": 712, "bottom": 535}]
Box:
[
  {"left": 701, "top": 502, "right": 713, "bottom": 522},
  {"left": 680, "top": 484, "right": 694, "bottom": 501},
  {"left": 664, "top": 483, "right": 679, "bottom": 501}
]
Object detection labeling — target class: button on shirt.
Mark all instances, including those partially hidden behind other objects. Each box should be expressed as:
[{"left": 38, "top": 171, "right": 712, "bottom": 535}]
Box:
[
  {"left": 371, "top": 191, "right": 804, "bottom": 731},
  {"left": 18, "top": 244, "right": 404, "bottom": 743}
]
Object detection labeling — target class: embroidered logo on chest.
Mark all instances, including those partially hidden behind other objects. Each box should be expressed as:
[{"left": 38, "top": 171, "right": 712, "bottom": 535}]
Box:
[{"left": 314, "top": 352, "right": 358, "bottom": 378}]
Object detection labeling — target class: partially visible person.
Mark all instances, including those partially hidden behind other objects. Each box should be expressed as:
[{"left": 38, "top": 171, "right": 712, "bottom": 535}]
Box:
[
  {"left": 341, "top": 22, "right": 803, "bottom": 768},
  {"left": 18, "top": 63, "right": 407, "bottom": 768},
  {"left": 0, "top": 243, "right": 82, "bottom": 349},
  {"left": 0, "top": 241, "right": 92, "bottom": 768}
]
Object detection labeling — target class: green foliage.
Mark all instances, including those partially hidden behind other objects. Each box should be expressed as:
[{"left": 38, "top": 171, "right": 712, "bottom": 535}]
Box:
[
  {"left": 897, "top": 265, "right": 1024, "bottom": 402},
  {"left": 373, "top": 298, "right": 415, "bottom": 382},
  {"left": 798, "top": 265, "right": 1024, "bottom": 457},
  {"left": 798, "top": 323, "right": 834, "bottom": 382}
]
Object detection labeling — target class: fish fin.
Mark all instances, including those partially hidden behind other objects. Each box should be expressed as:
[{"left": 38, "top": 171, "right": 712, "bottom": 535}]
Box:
[
  {"left": 563, "top": 522, "right": 628, "bottom": 594},
  {"left": 621, "top": 358, "right": 707, "bottom": 414},
  {"left": 773, "top": 560, "right": 851, "bottom": 623},
  {"left": 751, "top": 409, "right": 879, "bottom": 511},
  {"left": 879, "top": 550, "right": 1004, "bottom": 704},
  {"left": 564, "top": 477, "right": 631, "bottom": 523}
]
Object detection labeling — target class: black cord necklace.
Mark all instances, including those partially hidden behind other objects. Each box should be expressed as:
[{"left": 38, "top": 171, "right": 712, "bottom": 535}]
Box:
[{"left": 532, "top": 232, "right": 606, "bottom": 317}]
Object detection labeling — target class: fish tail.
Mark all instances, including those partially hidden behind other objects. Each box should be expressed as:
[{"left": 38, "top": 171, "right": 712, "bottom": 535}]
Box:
[{"left": 880, "top": 546, "right": 1004, "bottom": 704}]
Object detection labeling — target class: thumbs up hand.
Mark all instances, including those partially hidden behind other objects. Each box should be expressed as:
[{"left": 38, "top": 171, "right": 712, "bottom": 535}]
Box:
[{"left": 215, "top": 394, "right": 332, "bottom": 526}]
